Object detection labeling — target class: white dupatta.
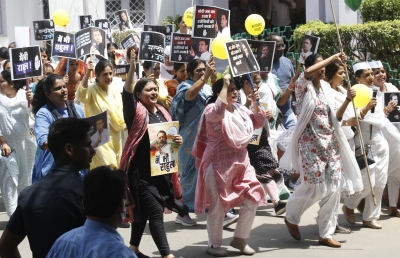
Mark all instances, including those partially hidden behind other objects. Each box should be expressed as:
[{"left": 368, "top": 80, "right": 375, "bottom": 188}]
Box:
[{"left": 280, "top": 74, "right": 362, "bottom": 196}]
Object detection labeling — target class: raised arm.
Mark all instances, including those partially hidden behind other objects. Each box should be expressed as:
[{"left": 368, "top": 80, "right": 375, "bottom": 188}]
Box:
[
  {"left": 186, "top": 56, "right": 216, "bottom": 101},
  {"left": 124, "top": 49, "right": 137, "bottom": 94},
  {"left": 75, "top": 61, "right": 94, "bottom": 104},
  {"left": 304, "top": 53, "right": 345, "bottom": 79}
]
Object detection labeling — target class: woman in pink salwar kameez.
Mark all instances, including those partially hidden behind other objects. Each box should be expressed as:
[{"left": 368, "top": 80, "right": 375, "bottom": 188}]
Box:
[{"left": 192, "top": 75, "right": 267, "bottom": 257}]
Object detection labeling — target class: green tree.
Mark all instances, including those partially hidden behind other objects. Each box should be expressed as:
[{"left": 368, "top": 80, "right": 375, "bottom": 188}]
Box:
[{"left": 361, "top": 0, "right": 400, "bottom": 22}]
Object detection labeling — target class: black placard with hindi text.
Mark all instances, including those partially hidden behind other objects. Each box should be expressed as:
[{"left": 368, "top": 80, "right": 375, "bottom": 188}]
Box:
[
  {"left": 9, "top": 46, "right": 43, "bottom": 80},
  {"left": 52, "top": 31, "right": 76, "bottom": 58},
  {"left": 226, "top": 39, "right": 259, "bottom": 77},
  {"left": 32, "top": 20, "right": 54, "bottom": 41}
]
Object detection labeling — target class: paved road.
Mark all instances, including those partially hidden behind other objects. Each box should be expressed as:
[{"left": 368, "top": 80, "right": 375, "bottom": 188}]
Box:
[{"left": 1, "top": 201, "right": 399, "bottom": 258}]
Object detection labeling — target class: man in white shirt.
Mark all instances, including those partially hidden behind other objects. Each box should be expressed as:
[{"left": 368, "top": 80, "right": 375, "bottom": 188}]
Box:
[
  {"left": 91, "top": 118, "right": 109, "bottom": 148},
  {"left": 155, "top": 131, "right": 174, "bottom": 161},
  {"left": 194, "top": 39, "right": 211, "bottom": 62},
  {"left": 217, "top": 13, "right": 231, "bottom": 37},
  {"left": 266, "top": 0, "right": 297, "bottom": 28},
  {"left": 299, "top": 38, "right": 313, "bottom": 64}
]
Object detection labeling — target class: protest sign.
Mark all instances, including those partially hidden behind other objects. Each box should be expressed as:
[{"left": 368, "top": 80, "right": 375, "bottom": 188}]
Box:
[
  {"left": 79, "top": 15, "right": 93, "bottom": 29},
  {"left": 299, "top": 34, "right": 320, "bottom": 64},
  {"left": 192, "top": 5, "right": 230, "bottom": 39},
  {"left": 9, "top": 46, "right": 43, "bottom": 80},
  {"left": 143, "top": 25, "right": 174, "bottom": 46},
  {"left": 170, "top": 33, "right": 192, "bottom": 62},
  {"left": 52, "top": 31, "right": 76, "bottom": 58},
  {"left": 226, "top": 39, "right": 259, "bottom": 77},
  {"left": 148, "top": 122, "right": 179, "bottom": 176},
  {"left": 138, "top": 31, "right": 165, "bottom": 63},
  {"left": 94, "top": 19, "right": 112, "bottom": 43},
  {"left": 32, "top": 20, "right": 54, "bottom": 41},
  {"left": 245, "top": 40, "right": 275, "bottom": 73},
  {"left": 384, "top": 92, "right": 400, "bottom": 123},
  {"left": 84, "top": 110, "right": 110, "bottom": 149},
  {"left": 75, "top": 27, "right": 107, "bottom": 58},
  {"left": 114, "top": 49, "right": 130, "bottom": 75},
  {"left": 120, "top": 34, "right": 137, "bottom": 49},
  {"left": 115, "top": 9, "right": 132, "bottom": 31}
]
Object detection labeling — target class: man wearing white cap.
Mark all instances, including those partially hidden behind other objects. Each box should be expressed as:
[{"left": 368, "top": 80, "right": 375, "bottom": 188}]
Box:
[
  {"left": 161, "top": 46, "right": 175, "bottom": 79},
  {"left": 369, "top": 60, "right": 400, "bottom": 217},
  {"left": 343, "top": 62, "right": 388, "bottom": 229}
]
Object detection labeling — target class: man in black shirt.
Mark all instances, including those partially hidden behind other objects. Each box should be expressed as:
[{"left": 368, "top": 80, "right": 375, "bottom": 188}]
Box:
[{"left": 0, "top": 118, "right": 96, "bottom": 258}]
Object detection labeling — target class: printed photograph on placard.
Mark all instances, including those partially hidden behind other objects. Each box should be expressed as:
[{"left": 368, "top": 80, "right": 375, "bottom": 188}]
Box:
[
  {"left": 189, "top": 37, "right": 211, "bottom": 62},
  {"left": 244, "top": 40, "right": 275, "bottom": 73},
  {"left": 138, "top": 31, "right": 165, "bottom": 63},
  {"left": 83, "top": 110, "right": 110, "bottom": 149},
  {"left": 79, "top": 15, "right": 93, "bottom": 30},
  {"left": 225, "top": 39, "right": 259, "bottom": 77},
  {"left": 148, "top": 122, "right": 179, "bottom": 176},
  {"left": 75, "top": 27, "right": 107, "bottom": 59},
  {"left": 9, "top": 46, "right": 43, "bottom": 80},
  {"left": 115, "top": 9, "right": 132, "bottom": 31},
  {"left": 94, "top": 19, "right": 112, "bottom": 43},
  {"left": 192, "top": 5, "right": 231, "bottom": 39},
  {"left": 170, "top": 33, "right": 193, "bottom": 62},
  {"left": 298, "top": 34, "right": 320, "bottom": 64},
  {"left": 115, "top": 49, "right": 131, "bottom": 75},
  {"left": 384, "top": 92, "right": 400, "bottom": 123},
  {"left": 32, "top": 20, "right": 55, "bottom": 41},
  {"left": 52, "top": 31, "right": 76, "bottom": 59},
  {"left": 143, "top": 25, "right": 174, "bottom": 46}
]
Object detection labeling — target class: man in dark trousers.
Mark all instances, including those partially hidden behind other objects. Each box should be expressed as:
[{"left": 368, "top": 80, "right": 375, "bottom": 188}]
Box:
[{"left": 0, "top": 118, "right": 96, "bottom": 258}]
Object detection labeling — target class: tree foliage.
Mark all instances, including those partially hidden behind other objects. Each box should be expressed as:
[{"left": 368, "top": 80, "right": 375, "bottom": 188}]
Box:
[{"left": 360, "top": 0, "right": 400, "bottom": 22}]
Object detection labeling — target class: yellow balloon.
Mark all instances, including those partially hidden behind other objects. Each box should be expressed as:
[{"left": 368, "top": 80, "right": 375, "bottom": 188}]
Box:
[
  {"left": 53, "top": 9, "right": 70, "bottom": 27},
  {"left": 352, "top": 84, "right": 372, "bottom": 108},
  {"left": 211, "top": 35, "right": 233, "bottom": 60},
  {"left": 184, "top": 7, "right": 194, "bottom": 28},
  {"left": 245, "top": 14, "right": 265, "bottom": 36}
]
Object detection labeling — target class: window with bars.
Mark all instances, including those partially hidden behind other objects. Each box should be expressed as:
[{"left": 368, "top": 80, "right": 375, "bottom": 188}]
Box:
[{"left": 105, "top": 0, "right": 149, "bottom": 30}]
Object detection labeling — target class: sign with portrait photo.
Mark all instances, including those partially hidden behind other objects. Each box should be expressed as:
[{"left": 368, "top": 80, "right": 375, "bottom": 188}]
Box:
[
  {"left": 138, "top": 31, "right": 165, "bottom": 63},
  {"left": 245, "top": 40, "right": 275, "bottom": 73},
  {"left": 32, "top": 20, "right": 55, "bottom": 41},
  {"left": 148, "top": 121, "right": 179, "bottom": 176},
  {"left": 75, "top": 27, "right": 107, "bottom": 59},
  {"left": 143, "top": 25, "right": 174, "bottom": 46},
  {"left": 83, "top": 110, "right": 110, "bottom": 149},
  {"left": 94, "top": 19, "right": 112, "bottom": 43},
  {"left": 192, "top": 5, "right": 230, "bottom": 39},
  {"left": 298, "top": 34, "right": 320, "bottom": 64},
  {"left": 114, "top": 49, "right": 130, "bottom": 75},
  {"left": 9, "top": 46, "right": 43, "bottom": 80},
  {"left": 79, "top": 15, "right": 93, "bottom": 30},
  {"left": 225, "top": 39, "right": 259, "bottom": 77},
  {"left": 52, "top": 31, "right": 76, "bottom": 58},
  {"left": 384, "top": 92, "right": 400, "bottom": 123},
  {"left": 115, "top": 9, "right": 132, "bottom": 31}
]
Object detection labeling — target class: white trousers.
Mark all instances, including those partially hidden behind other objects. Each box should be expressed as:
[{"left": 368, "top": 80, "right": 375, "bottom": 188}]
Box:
[
  {"left": 388, "top": 176, "right": 400, "bottom": 207},
  {"left": 286, "top": 178, "right": 340, "bottom": 239},
  {"left": 205, "top": 165, "right": 258, "bottom": 248},
  {"left": 0, "top": 154, "right": 19, "bottom": 217}
]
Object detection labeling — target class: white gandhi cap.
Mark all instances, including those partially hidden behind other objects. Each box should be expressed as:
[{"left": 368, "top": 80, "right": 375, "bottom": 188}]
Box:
[
  {"left": 368, "top": 61, "right": 383, "bottom": 69},
  {"left": 353, "top": 62, "right": 371, "bottom": 73}
]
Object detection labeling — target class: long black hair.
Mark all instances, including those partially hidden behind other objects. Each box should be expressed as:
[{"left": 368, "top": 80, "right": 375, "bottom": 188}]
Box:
[
  {"left": 0, "top": 69, "right": 25, "bottom": 91},
  {"left": 187, "top": 59, "right": 206, "bottom": 80},
  {"left": 304, "top": 53, "right": 322, "bottom": 68},
  {"left": 173, "top": 62, "right": 185, "bottom": 79},
  {"left": 32, "top": 74, "right": 63, "bottom": 114},
  {"left": 325, "top": 60, "right": 344, "bottom": 83},
  {"left": 94, "top": 59, "right": 113, "bottom": 83}
]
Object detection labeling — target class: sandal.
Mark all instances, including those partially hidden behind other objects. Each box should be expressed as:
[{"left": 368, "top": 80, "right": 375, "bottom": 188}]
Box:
[
  {"left": 389, "top": 208, "right": 400, "bottom": 217},
  {"left": 335, "top": 225, "right": 351, "bottom": 234}
]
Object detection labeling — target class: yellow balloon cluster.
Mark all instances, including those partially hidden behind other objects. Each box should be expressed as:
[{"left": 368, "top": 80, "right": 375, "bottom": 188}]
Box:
[
  {"left": 211, "top": 35, "right": 233, "bottom": 60},
  {"left": 245, "top": 14, "right": 265, "bottom": 36},
  {"left": 53, "top": 9, "right": 70, "bottom": 27},
  {"left": 352, "top": 84, "right": 372, "bottom": 108},
  {"left": 184, "top": 7, "right": 194, "bottom": 28}
]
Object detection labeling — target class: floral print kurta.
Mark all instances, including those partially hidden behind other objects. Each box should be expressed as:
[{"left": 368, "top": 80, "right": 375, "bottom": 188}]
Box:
[{"left": 296, "top": 76, "right": 341, "bottom": 184}]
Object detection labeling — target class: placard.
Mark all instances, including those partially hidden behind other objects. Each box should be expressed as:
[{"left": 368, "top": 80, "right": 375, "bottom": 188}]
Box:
[
  {"left": 32, "top": 20, "right": 54, "bottom": 41},
  {"left": 170, "top": 33, "right": 192, "bottom": 62},
  {"left": 192, "top": 5, "right": 230, "bottom": 39},
  {"left": 9, "top": 46, "right": 43, "bottom": 80},
  {"left": 148, "top": 122, "right": 179, "bottom": 176},
  {"left": 225, "top": 39, "right": 259, "bottom": 77},
  {"left": 384, "top": 92, "right": 400, "bottom": 123},
  {"left": 52, "top": 31, "right": 76, "bottom": 58},
  {"left": 79, "top": 15, "right": 93, "bottom": 29},
  {"left": 115, "top": 49, "right": 130, "bottom": 75},
  {"left": 143, "top": 25, "right": 174, "bottom": 46},
  {"left": 75, "top": 27, "right": 107, "bottom": 59},
  {"left": 120, "top": 34, "right": 137, "bottom": 49},
  {"left": 246, "top": 40, "right": 275, "bottom": 73},
  {"left": 115, "top": 9, "right": 132, "bottom": 31},
  {"left": 138, "top": 31, "right": 165, "bottom": 63},
  {"left": 94, "top": 19, "right": 112, "bottom": 43},
  {"left": 299, "top": 34, "right": 320, "bottom": 64},
  {"left": 84, "top": 110, "right": 110, "bottom": 148}
]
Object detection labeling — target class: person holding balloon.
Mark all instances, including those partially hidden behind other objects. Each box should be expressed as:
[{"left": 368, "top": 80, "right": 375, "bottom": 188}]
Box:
[
  {"left": 342, "top": 62, "right": 390, "bottom": 230},
  {"left": 281, "top": 53, "right": 359, "bottom": 248}
]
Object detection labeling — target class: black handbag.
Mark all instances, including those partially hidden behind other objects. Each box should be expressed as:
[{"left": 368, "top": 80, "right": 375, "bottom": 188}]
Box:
[{"left": 355, "top": 125, "right": 375, "bottom": 170}]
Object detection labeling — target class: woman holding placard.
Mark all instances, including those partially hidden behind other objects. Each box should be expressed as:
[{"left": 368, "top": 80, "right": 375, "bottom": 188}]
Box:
[
  {"left": 75, "top": 60, "right": 125, "bottom": 169},
  {"left": 121, "top": 51, "right": 192, "bottom": 258}
]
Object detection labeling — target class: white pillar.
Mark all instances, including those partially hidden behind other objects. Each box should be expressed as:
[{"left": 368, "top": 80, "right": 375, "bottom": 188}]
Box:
[{"left": 325, "top": 0, "right": 358, "bottom": 25}]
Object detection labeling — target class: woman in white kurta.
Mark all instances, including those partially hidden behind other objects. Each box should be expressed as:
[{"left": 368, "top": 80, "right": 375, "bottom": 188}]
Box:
[
  {"left": 343, "top": 62, "right": 389, "bottom": 229},
  {"left": 281, "top": 53, "right": 359, "bottom": 248},
  {"left": 369, "top": 60, "right": 400, "bottom": 217},
  {"left": 0, "top": 70, "right": 36, "bottom": 216}
]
